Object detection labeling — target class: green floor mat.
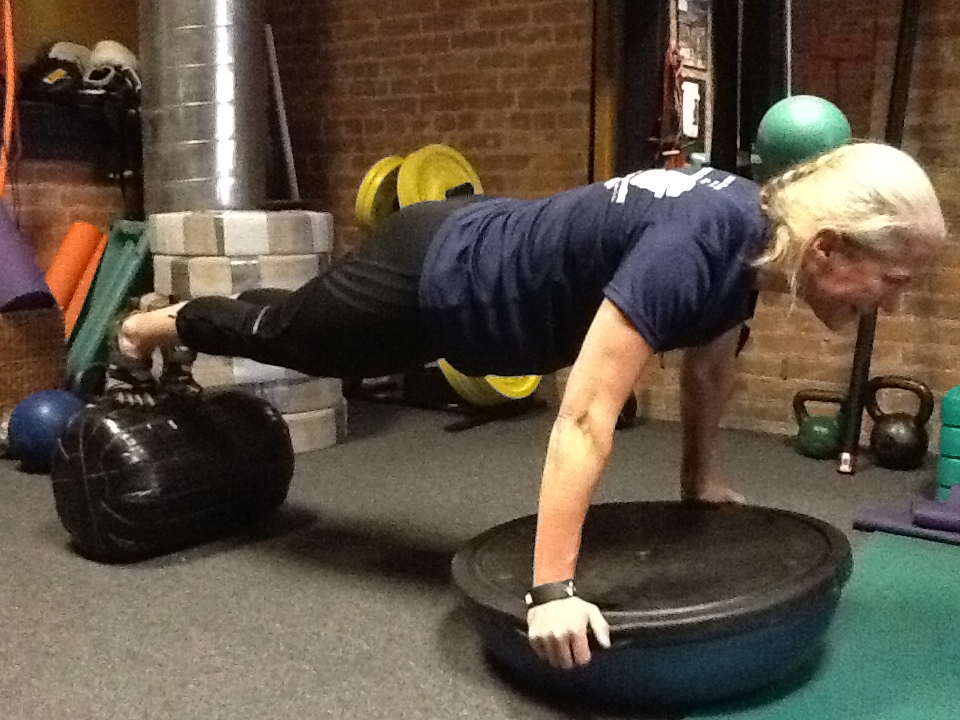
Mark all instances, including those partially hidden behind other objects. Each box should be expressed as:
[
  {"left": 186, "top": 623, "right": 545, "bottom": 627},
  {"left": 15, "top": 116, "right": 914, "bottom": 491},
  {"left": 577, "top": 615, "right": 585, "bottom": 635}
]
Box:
[
  {"left": 692, "top": 534, "right": 960, "bottom": 720},
  {"left": 65, "top": 220, "right": 150, "bottom": 387}
]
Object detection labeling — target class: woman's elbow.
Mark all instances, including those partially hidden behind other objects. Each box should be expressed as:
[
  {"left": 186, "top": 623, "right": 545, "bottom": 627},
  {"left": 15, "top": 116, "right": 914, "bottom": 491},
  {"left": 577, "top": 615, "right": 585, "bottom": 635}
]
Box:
[{"left": 554, "top": 404, "right": 616, "bottom": 458}]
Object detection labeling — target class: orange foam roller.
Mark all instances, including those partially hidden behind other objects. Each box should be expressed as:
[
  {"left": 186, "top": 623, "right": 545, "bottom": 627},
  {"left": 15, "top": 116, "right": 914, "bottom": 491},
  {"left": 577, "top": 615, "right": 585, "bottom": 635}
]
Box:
[
  {"left": 64, "top": 233, "right": 107, "bottom": 339},
  {"left": 45, "top": 221, "right": 104, "bottom": 311}
]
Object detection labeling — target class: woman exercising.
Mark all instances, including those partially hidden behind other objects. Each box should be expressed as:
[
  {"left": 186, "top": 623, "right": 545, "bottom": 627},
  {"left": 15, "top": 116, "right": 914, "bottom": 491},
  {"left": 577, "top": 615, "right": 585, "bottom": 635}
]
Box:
[{"left": 112, "top": 141, "right": 946, "bottom": 670}]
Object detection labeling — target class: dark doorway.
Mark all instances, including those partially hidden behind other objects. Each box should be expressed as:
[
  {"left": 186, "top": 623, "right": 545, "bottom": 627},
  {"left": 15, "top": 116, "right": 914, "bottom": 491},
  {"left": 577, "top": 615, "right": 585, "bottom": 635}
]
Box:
[
  {"left": 614, "top": 1, "right": 671, "bottom": 175},
  {"left": 592, "top": 0, "right": 788, "bottom": 180}
]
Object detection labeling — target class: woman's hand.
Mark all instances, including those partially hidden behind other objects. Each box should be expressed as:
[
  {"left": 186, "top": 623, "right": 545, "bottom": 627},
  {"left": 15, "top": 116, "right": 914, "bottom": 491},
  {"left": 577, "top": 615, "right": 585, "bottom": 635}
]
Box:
[
  {"left": 679, "top": 327, "right": 745, "bottom": 506},
  {"left": 681, "top": 478, "right": 746, "bottom": 504},
  {"left": 527, "top": 596, "right": 611, "bottom": 669}
]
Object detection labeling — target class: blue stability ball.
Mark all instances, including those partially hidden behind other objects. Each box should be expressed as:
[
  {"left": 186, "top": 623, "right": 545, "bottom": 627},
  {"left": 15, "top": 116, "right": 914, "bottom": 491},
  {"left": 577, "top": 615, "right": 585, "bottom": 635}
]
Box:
[
  {"left": 8, "top": 390, "right": 86, "bottom": 470},
  {"left": 753, "top": 95, "right": 852, "bottom": 181}
]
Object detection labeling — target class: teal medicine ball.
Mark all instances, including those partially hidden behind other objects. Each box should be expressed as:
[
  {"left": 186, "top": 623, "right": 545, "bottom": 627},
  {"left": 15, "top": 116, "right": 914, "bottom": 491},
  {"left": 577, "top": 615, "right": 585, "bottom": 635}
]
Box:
[{"left": 753, "top": 95, "right": 852, "bottom": 181}]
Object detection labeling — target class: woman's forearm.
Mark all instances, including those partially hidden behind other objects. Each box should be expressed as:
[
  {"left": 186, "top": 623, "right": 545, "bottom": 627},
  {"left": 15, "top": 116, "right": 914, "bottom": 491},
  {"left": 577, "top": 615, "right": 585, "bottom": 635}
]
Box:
[
  {"left": 679, "top": 329, "right": 740, "bottom": 493},
  {"left": 679, "top": 365, "right": 730, "bottom": 484},
  {"left": 531, "top": 299, "right": 653, "bottom": 586},
  {"left": 533, "top": 414, "right": 613, "bottom": 586}
]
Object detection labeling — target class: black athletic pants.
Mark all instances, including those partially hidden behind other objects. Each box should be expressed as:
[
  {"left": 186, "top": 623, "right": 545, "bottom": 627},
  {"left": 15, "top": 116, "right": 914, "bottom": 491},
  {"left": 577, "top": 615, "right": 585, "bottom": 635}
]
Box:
[{"left": 176, "top": 198, "right": 475, "bottom": 378}]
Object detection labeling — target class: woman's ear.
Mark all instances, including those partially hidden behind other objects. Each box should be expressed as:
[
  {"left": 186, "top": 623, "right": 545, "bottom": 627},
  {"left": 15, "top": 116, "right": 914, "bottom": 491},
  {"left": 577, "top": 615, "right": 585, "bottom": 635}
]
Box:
[
  {"left": 809, "top": 229, "right": 843, "bottom": 262},
  {"left": 808, "top": 229, "right": 849, "bottom": 264}
]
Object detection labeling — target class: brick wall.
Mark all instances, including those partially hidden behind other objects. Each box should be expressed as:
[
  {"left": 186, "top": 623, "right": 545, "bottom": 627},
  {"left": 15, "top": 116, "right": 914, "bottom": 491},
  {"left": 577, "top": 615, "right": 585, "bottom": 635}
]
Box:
[
  {"left": 267, "top": 0, "right": 960, "bottom": 447},
  {"left": 269, "top": 0, "right": 594, "bottom": 254},
  {"left": 635, "top": 0, "right": 960, "bottom": 452},
  {"left": 13, "top": 0, "right": 955, "bottom": 449},
  {"left": 7, "top": 160, "right": 124, "bottom": 271}
]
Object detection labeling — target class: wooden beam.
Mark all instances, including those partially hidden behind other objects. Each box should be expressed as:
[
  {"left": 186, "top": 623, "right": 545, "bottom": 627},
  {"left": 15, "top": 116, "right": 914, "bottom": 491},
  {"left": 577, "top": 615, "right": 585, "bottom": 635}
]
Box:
[{"left": 590, "top": 0, "right": 624, "bottom": 182}]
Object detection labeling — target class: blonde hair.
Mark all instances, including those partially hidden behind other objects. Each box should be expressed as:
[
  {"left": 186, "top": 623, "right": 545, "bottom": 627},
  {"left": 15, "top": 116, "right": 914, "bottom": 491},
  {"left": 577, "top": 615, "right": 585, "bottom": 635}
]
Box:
[{"left": 755, "top": 141, "right": 947, "bottom": 294}]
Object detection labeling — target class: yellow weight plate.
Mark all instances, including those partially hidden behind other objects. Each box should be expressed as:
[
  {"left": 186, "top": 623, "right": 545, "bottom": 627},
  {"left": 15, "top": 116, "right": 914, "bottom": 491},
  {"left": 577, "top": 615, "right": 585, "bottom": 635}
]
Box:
[
  {"left": 355, "top": 155, "right": 405, "bottom": 229},
  {"left": 486, "top": 374, "right": 541, "bottom": 400},
  {"left": 438, "top": 360, "right": 540, "bottom": 407},
  {"left": 396, "top": 144, "right": 483, "bottom": 207},
  {"left": 437, "top": 359, "right": 504, "bottom": 407}
]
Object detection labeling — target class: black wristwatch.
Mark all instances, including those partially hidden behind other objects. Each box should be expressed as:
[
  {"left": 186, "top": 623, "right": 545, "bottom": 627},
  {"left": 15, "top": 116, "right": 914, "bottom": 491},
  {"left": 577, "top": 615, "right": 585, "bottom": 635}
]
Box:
[{"left": 525, "top": 579, "right": 576, "bottom": 608}]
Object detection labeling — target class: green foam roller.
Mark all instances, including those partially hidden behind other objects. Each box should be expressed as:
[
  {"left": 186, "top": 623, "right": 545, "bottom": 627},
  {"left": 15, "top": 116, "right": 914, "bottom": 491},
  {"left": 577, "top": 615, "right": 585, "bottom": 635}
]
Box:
[
  {"left": 937, "top": 454, "right": 960, "bottom": 488},
  {"left": 938, "top": 484, "right": 953, "bottom": 502},
  {"left": 940, "top": 425, "right": 960, "bottom": 459},
  {"left": 66, "top": 220, "right": 151, "bottom": 388},
  {"left": 941, "top": 384, "right": 960, "bottom": 427}
]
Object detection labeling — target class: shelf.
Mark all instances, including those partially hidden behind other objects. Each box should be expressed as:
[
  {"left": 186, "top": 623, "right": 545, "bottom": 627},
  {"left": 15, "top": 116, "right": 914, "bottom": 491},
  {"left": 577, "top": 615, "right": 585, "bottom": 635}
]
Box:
[{"left": 18, "top": 97, "right": 112, "bottom": 162}]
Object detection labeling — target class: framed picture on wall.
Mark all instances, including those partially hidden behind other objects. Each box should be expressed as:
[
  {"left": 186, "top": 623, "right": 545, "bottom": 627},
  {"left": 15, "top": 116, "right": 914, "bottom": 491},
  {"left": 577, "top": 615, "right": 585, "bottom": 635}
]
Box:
[
  {"left": 682, "top": 78, "right": 708, "bottom": 154},
  {"left": 678, "top": 0, "right": 710, "bottom": 71}
]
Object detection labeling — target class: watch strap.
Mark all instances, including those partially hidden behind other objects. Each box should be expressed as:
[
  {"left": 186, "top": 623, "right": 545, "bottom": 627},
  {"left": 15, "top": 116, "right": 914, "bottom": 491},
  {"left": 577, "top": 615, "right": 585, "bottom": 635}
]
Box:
[{"left": 525, "top": 579, "right": 576, "bottom": 608}]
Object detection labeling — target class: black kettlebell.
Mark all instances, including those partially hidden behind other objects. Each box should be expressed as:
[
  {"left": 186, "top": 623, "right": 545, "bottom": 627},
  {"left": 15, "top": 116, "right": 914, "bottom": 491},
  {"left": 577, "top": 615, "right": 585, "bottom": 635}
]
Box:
[
  {"left": 793, "top": 389, "right": 846, "bottom": 460},
  {"left": 866, "top": 375, "right": 934, "bottom": 471}
]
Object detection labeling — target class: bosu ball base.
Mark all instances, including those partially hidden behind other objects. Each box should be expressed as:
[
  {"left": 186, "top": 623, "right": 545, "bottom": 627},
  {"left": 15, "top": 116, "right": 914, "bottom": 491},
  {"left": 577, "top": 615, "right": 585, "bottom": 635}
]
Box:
[{"left": 452, "top": 501, "right": 852, "bottom": 710}]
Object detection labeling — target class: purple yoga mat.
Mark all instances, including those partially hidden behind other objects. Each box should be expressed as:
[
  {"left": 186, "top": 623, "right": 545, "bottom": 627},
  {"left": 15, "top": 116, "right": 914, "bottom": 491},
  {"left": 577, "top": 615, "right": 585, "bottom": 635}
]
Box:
[
  {"left": 912, "top": 486, "right": 960, "bottom": 532},
  {"left": 0, "top": 203, "right": 54, "bottom": 312},
  {"left": 853, "top": 488, "right": 960, "bottom": 546}
]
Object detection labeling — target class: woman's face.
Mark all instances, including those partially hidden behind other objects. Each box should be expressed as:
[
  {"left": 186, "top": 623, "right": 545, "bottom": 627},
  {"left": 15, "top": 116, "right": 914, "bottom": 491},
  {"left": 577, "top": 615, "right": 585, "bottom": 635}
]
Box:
[{"left": 797, "top": 231, "right": 937, "bottom": 330}]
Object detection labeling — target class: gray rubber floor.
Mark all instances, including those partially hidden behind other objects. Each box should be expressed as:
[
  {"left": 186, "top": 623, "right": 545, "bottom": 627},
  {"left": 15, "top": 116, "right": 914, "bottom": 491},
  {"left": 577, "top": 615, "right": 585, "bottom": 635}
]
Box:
[{"left": 0, "top": 400, "right": 934, "bottom": 720}]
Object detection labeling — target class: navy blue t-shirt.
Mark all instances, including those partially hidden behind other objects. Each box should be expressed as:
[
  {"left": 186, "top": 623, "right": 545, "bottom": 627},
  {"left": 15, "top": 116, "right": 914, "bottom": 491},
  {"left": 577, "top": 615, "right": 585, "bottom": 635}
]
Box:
[{"left": 418, "top": 166, "right": 769, "bottom": 376}]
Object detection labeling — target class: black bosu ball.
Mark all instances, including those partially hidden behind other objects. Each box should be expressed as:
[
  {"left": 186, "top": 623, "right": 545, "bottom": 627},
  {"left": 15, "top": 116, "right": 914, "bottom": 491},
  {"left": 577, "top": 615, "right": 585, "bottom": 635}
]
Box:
[
  {"left": 452, "top": 502, "right": 852, "bottom": 710},
  {"left": 51, "top": 390, "right": 295, "bottom": 562}
]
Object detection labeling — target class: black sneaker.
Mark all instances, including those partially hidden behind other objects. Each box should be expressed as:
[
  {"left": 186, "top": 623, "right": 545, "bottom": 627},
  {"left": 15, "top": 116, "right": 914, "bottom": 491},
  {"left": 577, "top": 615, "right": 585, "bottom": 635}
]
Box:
[
  {"left": 158, "top": 345, "right": 203, "bottom": 401},
  {"left": 103, "top": 347, "right": 158, "bottom": 408}
]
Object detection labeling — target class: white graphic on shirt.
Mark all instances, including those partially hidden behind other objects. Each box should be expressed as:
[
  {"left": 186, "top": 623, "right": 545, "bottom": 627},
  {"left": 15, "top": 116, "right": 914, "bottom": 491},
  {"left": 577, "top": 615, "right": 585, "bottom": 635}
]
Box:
[
  {"left": 700, "top": 174, "right": 736, "bottom": 191},
  {"left": 605, "top": 167, "right": 713, "bottom": 204}
]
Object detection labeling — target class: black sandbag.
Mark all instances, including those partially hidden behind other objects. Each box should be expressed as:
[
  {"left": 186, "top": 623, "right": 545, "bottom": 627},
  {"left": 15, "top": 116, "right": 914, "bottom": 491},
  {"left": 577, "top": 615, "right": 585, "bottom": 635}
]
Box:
[{"left": 51, "top": 390, "right": 295, "bottom": 562}]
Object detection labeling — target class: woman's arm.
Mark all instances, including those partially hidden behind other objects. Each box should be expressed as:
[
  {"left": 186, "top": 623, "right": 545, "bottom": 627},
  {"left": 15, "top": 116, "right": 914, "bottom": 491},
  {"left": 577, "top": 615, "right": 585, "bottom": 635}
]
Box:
[
  {"left": 528, "top": 299, "right": 653, "bottom": 668},
  {"left": 679, "top": 325, "right": 744, "bottom": 502}
]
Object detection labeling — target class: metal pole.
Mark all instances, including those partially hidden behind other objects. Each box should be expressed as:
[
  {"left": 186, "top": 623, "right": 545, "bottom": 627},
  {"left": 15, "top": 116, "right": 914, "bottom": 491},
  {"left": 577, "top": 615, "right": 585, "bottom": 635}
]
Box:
[
  {"left": 265, "top": 24, "right": 301, "bottom": 202},
  {"left": 785, "top": 0, "right": 793, "bottom": 96},
  {"left": 837, "top": 0, "right": 923, "bottom": 474}
]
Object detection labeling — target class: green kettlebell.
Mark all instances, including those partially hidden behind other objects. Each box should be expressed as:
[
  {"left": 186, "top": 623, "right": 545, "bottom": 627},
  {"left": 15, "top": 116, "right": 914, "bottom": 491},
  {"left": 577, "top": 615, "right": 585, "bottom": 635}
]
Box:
[
  {"left": 866, "top": 375, "right": 933, "bottom": 471},
  {"left": 793, "top": 389, "right": 846, "bottom": 460}
]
